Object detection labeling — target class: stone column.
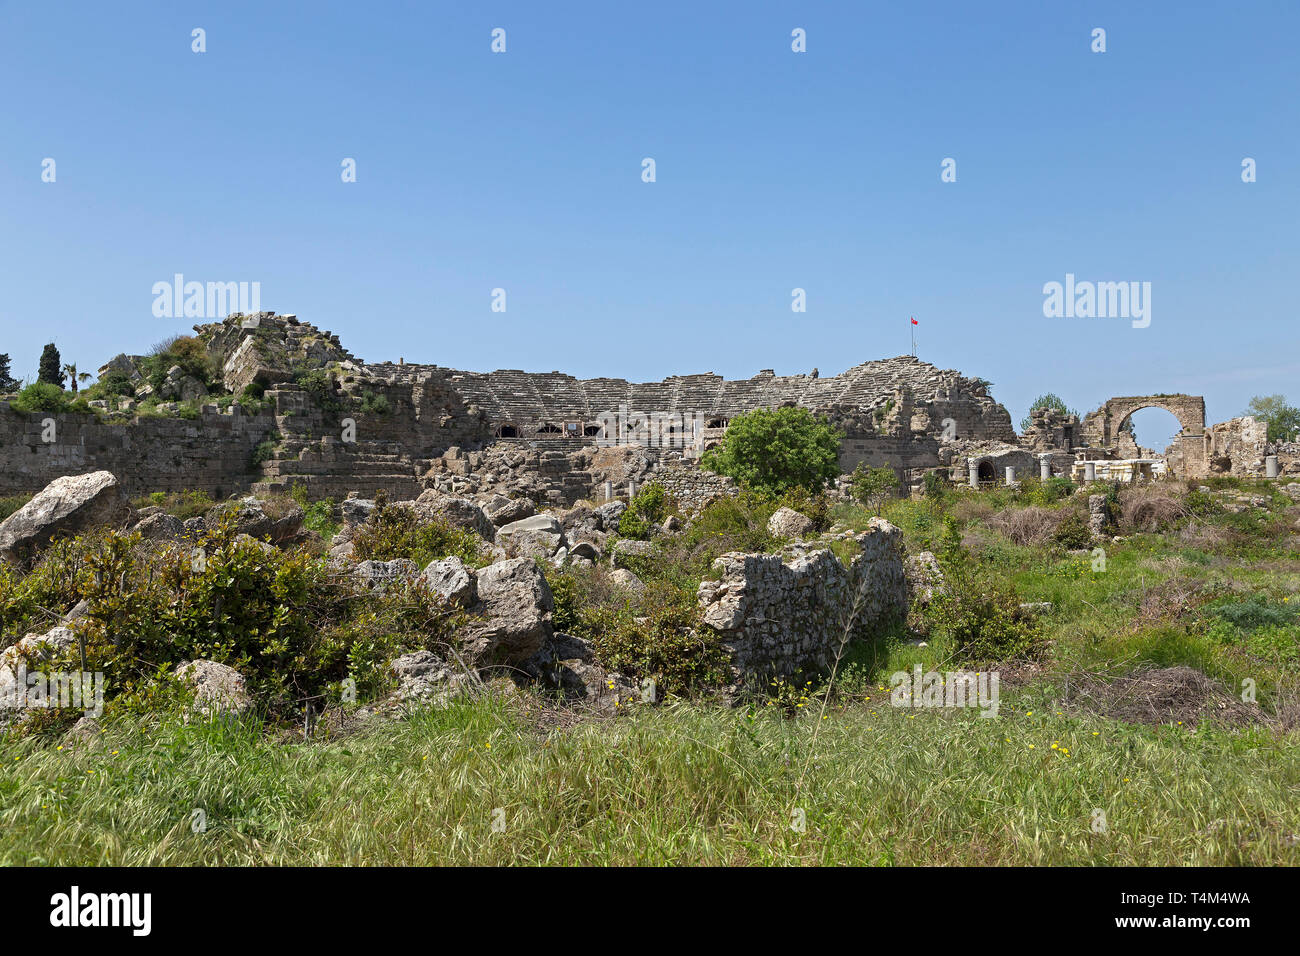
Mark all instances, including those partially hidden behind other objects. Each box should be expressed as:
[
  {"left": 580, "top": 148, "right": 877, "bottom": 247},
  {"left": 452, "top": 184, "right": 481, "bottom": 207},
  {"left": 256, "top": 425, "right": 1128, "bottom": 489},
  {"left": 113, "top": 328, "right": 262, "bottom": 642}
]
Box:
[
  {"left": 1084, "top": 461, "right": 1096, "bottom": 482},
  {"left": 1039, "top": 456, "right": 1051, "bottom": 480},
  {"left": 1265, "top": 455, "right": 1279, "bottom": 478},
  {"left": 628, "top": 480, "right": 638, "bottom": 500},
  {"left": 603, "top": 481, "right": 614, "bottom": 501},
  {"left": 1005, "top": 466, "right": 1016, "bottom": 484},
  {"left": 968, "top": 459, "right": 979, "bottom": 489}
]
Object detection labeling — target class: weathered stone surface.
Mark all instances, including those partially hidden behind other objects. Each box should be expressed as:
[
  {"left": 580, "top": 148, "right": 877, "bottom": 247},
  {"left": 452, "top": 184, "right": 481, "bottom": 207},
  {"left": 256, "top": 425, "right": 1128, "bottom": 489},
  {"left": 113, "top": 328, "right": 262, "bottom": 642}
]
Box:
[
  {"left": 421, "top": 555, "right": 475, "bottom": 607},
  {"left": 389, "top": 650, "right": 473, "bottom": 703},
  {"left": 905, "top": 550, "right": 944, "bottom": 606},
  {"left": 495, "top": 514, "right": 565, "bottom": 560},
  {"left": 768, "top": 507, "right": 814, "bottom": 539},
  {"left": 517, "top": 632, "right": 637, "bottom": 716},
  {"left": 353, "top": 558, "right": 419, "bottom": 592},
  {"left": 0, "top": 471, "right": 131, "bottom": 564},
  {"left": 0, "top": 626, "right": 79, "bottom": 708},
  {"left": 611, "top": 538, "right": 654, "bottom": 568},
  {"left": 609, "top": 568, "right": 647, "bottom": 597},
  {"left": 341, "top": 497, "right": 376, "bottom": 529},
  {"left": 482, "top": 494, "right": 535, "bottom": 527},
  {"left": 569, "top": 540, "right": 600, "bottom": 562},
  {"left": 175, "top": 659, "right": 253, "bottom": 717},
  {"left": 412, "top": 490, "right": 495, "bottom": 542},
  {"left": 207, "top": 497, "right": 303, "bottom": 545},
  {"left": 594, "top": 501, "right": 627, "bottom": 533},
  {"left": 697, "top": 518, "right": 907, "bottom": 683},
  {"left": 460, "top": 557, "right": 553, "bottom": 665},
  {"left": 133, "top": 510, "right": 185, "bottom": 542}
]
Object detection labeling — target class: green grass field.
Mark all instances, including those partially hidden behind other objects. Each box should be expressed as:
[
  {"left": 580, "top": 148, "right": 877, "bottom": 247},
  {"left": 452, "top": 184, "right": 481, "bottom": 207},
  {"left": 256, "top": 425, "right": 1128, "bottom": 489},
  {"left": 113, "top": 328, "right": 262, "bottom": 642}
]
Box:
[{"left": 2, "top": 476, "right": 1297, "bottom": 865}]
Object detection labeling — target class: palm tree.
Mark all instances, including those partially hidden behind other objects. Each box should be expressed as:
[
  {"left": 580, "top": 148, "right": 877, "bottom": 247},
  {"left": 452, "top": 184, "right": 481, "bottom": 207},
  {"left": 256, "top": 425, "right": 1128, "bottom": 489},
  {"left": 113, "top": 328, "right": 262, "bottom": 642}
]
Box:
[{"left": 62, "top": 363, "right": 91, "bottom": 394}]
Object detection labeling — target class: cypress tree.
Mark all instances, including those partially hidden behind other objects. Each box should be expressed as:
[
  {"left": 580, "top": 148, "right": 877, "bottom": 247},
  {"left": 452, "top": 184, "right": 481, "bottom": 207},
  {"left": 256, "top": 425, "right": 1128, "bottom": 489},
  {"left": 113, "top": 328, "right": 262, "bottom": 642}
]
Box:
[{"left": 38, "top": 343, "right": 64, "bottom": 388}]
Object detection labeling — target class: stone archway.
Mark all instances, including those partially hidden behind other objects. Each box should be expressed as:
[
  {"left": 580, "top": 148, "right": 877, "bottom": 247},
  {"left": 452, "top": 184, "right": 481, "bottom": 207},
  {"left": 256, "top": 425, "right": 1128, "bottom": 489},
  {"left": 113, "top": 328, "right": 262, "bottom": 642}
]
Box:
[{"left": 1080, "top": 394, "right": 1207, "bottom": 475}]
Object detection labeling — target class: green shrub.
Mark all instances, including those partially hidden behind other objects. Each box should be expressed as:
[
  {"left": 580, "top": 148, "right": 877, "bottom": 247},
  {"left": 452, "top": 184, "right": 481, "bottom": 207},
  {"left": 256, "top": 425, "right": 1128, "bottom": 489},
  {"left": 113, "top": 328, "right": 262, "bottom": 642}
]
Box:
[
  {"left": 350, "top": 498, "right": 484, "bottom": 567},
  {"left": 848, "top": 463, "right": 901, "bottom": 514},
  {"left": 588, "top": 597, "right": 729, "bottom": 698},
  {"left": 6, "top": 519, "right": 461, "bottom": 719},
  {"left": 359, "top": 391, "right": 391, "bottom": 415},
  {"left": 251, "top": 436, "right": 281, "bottom": 468},
  {"left": 1052, "top": 510, "right": 1093, "bottom": 550},
  {"left": 923, "top": 565, "right": 1043, "bottom": 664},
  {"left": 618, "top": 482, "right": 670, "bottom": 540},
  {"left": 290, "top": 486, "right": 340, "bottom": 541},
  {"left": 701, "top": 406, "right": 842, "bottom": 496},
  {"left": 10, "top": 382, "right": 72, "bottom": 414}
]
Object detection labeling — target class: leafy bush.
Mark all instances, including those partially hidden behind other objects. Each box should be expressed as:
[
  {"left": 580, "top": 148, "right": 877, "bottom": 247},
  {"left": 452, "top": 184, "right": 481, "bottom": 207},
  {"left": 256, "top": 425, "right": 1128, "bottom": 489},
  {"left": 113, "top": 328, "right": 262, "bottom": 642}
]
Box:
[
  {"left": 1210, "top": 595, "right": 1298, "bottom": 631},
  {"left": 587, "top": 596, "right": 729, "bottom": 698},
  {"left": 359, "top": 391, "right": 391, "bottom": 415},
  {"left": 251, "top": 436, "right": 281, "bottom": 468},
  {"left": 848, "top": 463, "right": 900, "bottom": 514},
  {"left": 290, "top": 486, "right": 340, "bottom": 541},
  {"left": 10, "top": 382, "right": 72, "bottom": 414},
  {"left": 350, "top": 498, "right": 484, "bottom": 567},
  {"left": 1017, "top": 475, "right": 1075, "bottom": 506},
  {"left": 4, "top": 519, "right": 462, "bottom": 718},
  {"left": 701, "top": 406, "right": 842, "bottom": 496},
  {"left": 924, "top": 565, "right": 1043, "bottom": 664},
  {"left": 1052, "top": 510, "right": 1093, "bottom": 550},
  {"left": 618, "top": 482, "right": 670, "bottom": 540}
]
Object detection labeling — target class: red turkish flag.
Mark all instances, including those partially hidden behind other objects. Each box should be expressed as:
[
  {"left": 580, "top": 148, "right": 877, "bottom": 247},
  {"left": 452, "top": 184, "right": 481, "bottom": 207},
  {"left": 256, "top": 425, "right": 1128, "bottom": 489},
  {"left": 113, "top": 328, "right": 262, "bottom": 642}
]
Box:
[{"left": 910, "top": 317, "right": 918, "bottom": 325}]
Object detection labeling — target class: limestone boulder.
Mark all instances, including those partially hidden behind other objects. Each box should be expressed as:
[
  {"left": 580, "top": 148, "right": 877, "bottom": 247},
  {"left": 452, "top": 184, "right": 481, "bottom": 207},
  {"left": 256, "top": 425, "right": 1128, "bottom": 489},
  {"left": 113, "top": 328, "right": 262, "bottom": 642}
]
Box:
[
  {"left": 175, "top": 660, "right": 253, "bottom": 717},
  {"left": 133, "top": 511, "right": 185, "bottom": 542},
  {"left": 594, "top": 500, "right": 627, "bottom": 533},
  {"left": 460, "top": 557, "right": 553, "bottom": 665},
  {"left": 421, "top": 555, "right": 476, "bottom": 607},
  {"left": 609, "top": 568, "right": 647, "bottom": 597},
  {"left": 0, "top": 626, "right": 80, "bottom": 708},
  {"left": 517, "top": 632, "right": 638, "bottom": 716},
  {"left": 0, "top": 472, "right": 131, "bottom": 565},
  {"left": 353, "top": 558, "right": 419, "bottom": 592},
  {"left": 409, "top": 491, "right": 495, "bottom": 542},
  {"left": 768, "top": 507, "right": 814, "bottom": 539},
  {"left": 611, "top": 537, "right": 654, "bottom": 568},
  {"left": 482, "top": 494, "right": 535, "bottom": 527},
  {"left": 905, "top": 550, "right": 945, "bottom": 606},
  {"left": 495, "top": 514, "right": 566, "bottom": 560}
]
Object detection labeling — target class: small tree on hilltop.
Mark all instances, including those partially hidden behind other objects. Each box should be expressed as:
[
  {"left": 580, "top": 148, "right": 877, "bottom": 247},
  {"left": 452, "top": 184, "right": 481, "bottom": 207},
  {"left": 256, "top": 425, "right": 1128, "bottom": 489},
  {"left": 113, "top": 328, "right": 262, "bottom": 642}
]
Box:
[
  {"left": 1020, "top": 392, "right": 1077, "bottom": 433},
  {"left": 849, "top": 463, "right": 901, "bottom": 515},
  {"left": 700, "top": 406, "right": 842, "bottom": 496},
  {"left": 0, "top": 353, "right": 19, "bottom": 393},
  {"left": 1245, "top": 394, "right": 1300, "bottom": 443},
  {"left": 38, "top": 343, "right": 64, "bottom": 388}
]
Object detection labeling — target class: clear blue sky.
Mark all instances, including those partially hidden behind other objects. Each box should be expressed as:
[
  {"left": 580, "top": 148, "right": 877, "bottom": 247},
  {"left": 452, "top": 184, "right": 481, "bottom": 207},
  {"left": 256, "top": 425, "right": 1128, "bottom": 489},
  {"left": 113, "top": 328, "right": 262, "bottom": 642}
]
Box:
[{"left": 2, "top": 1, "right": 1296, "bottom": 449}]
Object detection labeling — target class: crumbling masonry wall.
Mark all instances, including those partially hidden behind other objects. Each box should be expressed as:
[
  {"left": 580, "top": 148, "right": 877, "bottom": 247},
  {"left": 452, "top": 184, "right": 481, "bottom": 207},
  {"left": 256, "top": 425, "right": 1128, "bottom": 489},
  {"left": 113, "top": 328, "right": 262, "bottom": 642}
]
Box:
[
  {"left": 0, "top": 403, "right": 278, "bottom": 499},
  {"left": 697, "top": 518, "right": 907, "bottom": 684}
]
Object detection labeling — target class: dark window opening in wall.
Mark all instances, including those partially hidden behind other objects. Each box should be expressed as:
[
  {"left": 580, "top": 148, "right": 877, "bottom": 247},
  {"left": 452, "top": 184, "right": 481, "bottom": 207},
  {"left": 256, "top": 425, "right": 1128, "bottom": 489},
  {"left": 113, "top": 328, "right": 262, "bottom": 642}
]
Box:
[
  {"left": 537, "top": 423, "right": 562, "bottom": 434},
  {"left": 583, "top": 424, "right": 603, "bottom": 437},
  {"left": 707, "top": 418, "right": 727, "bottom": 429},
  {"left": 977, "top": 460, "right": 995, "bottom": 482},
  {"left": 497, "top": 425, "right": 519, "bottom": 438}
]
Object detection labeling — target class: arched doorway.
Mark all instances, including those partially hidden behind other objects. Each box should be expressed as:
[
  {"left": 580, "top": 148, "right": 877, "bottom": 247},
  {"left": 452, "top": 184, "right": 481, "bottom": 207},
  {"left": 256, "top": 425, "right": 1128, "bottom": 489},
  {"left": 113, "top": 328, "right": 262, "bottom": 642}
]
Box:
[
  {"left": 1122, "top": 407, "right": 1183, "bottom": 458},
  {"left": 977, "top": 460, "right": 995, "bottom": 482}
]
